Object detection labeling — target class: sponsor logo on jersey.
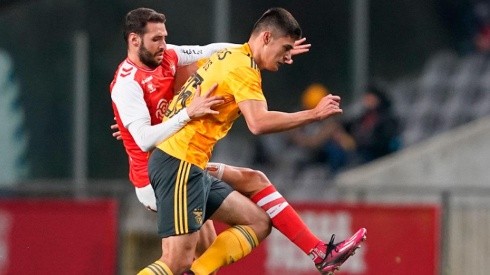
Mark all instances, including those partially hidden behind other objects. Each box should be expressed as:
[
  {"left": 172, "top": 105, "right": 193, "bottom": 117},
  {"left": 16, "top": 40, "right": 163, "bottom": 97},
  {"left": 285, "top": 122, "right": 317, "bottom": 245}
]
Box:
[
  {"left": 141, "top": 75, "right": 153, "bottom": 84},
  {"left": 147, "top": 83, "right": 156, "bottom": 93}
]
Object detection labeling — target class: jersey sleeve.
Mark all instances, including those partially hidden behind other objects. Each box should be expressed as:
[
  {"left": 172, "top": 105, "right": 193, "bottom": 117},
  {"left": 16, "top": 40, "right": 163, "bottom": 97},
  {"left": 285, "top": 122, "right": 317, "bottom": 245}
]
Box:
[
  {"left": 126, "top": 110, "right": 190, "bottom": 152},
  {"left": 111, "top": 79, "right": 150, "bottom": 128},
  {"left": 168, "top": 43, "right": 239, "bottom": 66},
  {"left": 227, "top": 66, "right": 266, "bottom": 103}
]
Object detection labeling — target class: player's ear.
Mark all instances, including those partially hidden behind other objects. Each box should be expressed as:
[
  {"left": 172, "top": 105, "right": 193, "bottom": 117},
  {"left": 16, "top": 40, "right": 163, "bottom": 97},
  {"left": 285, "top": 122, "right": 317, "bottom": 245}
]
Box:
[
  {"left": 263, "top": 31, "right": 272, "bottom": 45},
  {"left": 129, "top": 33, "right": 140, "bottom": 48}
]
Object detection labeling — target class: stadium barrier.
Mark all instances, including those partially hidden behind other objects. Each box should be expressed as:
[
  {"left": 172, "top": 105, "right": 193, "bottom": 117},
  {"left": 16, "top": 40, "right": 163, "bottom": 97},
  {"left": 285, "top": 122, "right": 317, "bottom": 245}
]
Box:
[
  {"left": 0, "top": 198, "right": 118, "bottom": 274},
  {"left": 2, "top": 180, "right": 490, "bottom": 274}
]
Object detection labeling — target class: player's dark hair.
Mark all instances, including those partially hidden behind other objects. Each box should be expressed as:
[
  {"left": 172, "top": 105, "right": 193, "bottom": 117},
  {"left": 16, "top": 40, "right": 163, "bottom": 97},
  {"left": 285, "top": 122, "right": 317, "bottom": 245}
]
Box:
[
  {"left": 251, "top": 7, "right": 302, "bottom": 39},
  {"left": 123, "top": 7, "right": 166, "bottom": 43}
]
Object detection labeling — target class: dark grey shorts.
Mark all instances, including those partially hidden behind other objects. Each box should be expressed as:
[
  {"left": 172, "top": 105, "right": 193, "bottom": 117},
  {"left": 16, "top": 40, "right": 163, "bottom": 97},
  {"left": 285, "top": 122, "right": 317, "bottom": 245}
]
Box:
[{"left": 148, "top": 149, "right": 233, "bottom": 238}]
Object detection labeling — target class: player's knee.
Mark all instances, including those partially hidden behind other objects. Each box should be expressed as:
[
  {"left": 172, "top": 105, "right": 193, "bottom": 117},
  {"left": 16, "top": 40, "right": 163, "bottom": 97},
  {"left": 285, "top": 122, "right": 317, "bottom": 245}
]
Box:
[
  {"left": 252, "top": 209, "right": 272, "bottom": 241},
  {"left": 241, "top": 204, "right": 271, "bottom": 241},
  {"left": 164, "top": 242, "right": 195, "bottom": 273},
  {"left": 196, "top": 221, "right": 216, "bottom": 257},
  {"left": 173, "top": 260, "right": 193, "bottom": 274},
  {"left": 179, "top": 256, "right": 194, "bottom": 272},
  {"left": 242, "top": 168, "right": 270, "bottom": 186}
]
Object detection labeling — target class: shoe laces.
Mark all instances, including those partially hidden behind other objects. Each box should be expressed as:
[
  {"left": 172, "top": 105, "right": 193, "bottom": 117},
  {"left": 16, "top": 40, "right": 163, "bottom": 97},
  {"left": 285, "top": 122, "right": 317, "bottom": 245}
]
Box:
[{"left": 326, "top": 234, "right": 340, "bottom": 256}]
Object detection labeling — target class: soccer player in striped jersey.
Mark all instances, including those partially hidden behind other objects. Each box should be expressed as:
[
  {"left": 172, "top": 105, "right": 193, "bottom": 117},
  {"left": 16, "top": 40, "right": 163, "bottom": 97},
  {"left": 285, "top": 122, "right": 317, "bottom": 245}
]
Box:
[
  {"left": 110, "top": 11, "right": 232, "bottom": 213},
  {"left": 109, "top": 7, "right": 234, "bottom": 263},
  {"left": 144, "top": 7, "right": 366, "bottom": 275}
]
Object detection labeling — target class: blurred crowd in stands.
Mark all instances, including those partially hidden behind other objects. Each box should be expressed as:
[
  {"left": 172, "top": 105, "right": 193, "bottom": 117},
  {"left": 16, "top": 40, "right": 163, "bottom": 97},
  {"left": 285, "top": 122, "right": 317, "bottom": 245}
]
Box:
[
  {"left": 253, "top": 82, "right": 401, "bottom": 180},
  {"left": 250, "top": 0, "right": 490, "bottom": 183},
  {"left": 437, "top": 0, "right": 490, "bottom": 54}
]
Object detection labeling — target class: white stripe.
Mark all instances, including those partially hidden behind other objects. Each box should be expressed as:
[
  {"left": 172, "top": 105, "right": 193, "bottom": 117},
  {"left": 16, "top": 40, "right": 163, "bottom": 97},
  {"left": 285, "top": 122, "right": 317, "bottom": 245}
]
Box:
[
  {"left": 256, "top": 192, "right": 282, "bottom": 207},
  {"left": 266, "top": 202, "right": 289, "bottom": 218}
]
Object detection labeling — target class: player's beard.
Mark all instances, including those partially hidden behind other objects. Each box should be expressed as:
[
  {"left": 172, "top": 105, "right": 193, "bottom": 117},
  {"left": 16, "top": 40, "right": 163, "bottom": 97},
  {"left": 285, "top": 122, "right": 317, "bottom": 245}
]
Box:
[{"left": 138, "top": 42, "right": 162, "bottom": 69}]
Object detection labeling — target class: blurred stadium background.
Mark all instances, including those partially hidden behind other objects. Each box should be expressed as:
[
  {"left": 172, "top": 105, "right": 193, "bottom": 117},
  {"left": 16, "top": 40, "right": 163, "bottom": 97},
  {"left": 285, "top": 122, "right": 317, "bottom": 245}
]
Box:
[{"left": 0, "top": 0, "right": 489, "bottom": 274}]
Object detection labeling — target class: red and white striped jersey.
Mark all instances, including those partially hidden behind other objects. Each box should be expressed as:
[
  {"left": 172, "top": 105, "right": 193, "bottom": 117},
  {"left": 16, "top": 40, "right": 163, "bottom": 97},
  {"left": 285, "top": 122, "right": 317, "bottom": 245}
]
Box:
[{"left": 110, "top": 49, "right": 178, "bottom": 187}]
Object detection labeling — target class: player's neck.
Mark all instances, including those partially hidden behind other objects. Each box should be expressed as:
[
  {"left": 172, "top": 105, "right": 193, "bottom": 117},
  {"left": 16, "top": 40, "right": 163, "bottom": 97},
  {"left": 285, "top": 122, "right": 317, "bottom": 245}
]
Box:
[
  {"left": 127, "top": 52, "right": 154, "bottom": 71},
  {"left": 247, "top": 38, "right": 264, "bottom": 70}
]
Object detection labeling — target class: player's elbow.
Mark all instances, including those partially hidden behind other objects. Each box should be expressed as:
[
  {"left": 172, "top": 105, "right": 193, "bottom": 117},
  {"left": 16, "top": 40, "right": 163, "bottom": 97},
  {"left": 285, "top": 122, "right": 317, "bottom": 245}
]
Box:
[
  {"left": 137, "top": 142, "right": 153, "bottom": 152},
  {"left": 245, "top": 115, "right": 273, "bottom": 135},
  {"left": 247, "top": 123, "right": 267, "bottom": 135},
  {"left": 133, "top": 136, "right": 154, "bottom": 152}
]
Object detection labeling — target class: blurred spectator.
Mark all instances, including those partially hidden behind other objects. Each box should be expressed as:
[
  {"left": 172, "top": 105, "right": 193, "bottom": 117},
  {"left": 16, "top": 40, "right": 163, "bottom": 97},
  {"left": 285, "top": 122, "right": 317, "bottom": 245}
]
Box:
[
  {"left": 253, "top": 83, "right": 401, "bottom": 179},
  {"left": 285, "top": 84, "right": 355, "bottom": 176},
  {"left": 436, "top": 0, "right": 490, "bottom": 54},
  {"left": 473, "top": 0, "right": 490, "bottom": 53},
  {"left": 344, "top": 83, "right": 401, "bottom": 165}
]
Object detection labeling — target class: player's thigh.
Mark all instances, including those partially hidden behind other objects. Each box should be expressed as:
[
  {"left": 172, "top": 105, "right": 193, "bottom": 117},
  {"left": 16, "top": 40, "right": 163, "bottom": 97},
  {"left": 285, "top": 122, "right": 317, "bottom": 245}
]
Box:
[
  {"left": 221, "top": 165, "right": 270, "bottom": 196},
  {"left": 209, "top": 190, "right": 271, "bottom": 241},
  {"left": 203, "top": 175, "right": 233, "bottom": 221},
  {"left": 203, "top": 175, "right": 263, "bottom": 226}
]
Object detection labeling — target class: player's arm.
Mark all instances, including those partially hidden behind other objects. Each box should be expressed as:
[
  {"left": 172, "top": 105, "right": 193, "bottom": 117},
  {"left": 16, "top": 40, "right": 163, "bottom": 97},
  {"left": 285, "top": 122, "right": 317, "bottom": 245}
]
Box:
[
  {"left": 168, "top": 43, "right": 239, "bottom": 66},
  {"left": 230, "top": 65, "right": 341, "bottom": 134},
  {"left": 168, "top": 38, "right": 310, "bottom": 66},
  {"left": 239, "top": 98, "right": 341, "bottom": 135},
  {"left": 112, "top": 80, "right": 222, "bottom": 152},
  {"left": 173, "top": 61, "right": 201, "bottom": 94}
]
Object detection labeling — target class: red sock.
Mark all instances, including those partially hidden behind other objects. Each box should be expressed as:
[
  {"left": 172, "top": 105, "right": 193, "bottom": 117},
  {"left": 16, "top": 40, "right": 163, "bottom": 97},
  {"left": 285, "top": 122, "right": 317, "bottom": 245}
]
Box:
[{"left": 250, "top": 185, "right": 323, "bottom": 256}]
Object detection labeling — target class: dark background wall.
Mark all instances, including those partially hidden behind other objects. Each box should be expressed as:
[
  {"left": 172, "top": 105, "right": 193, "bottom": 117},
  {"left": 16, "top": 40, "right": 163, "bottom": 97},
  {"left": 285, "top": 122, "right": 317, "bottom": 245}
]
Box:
[{"left": 0, "top": 0, "right": 468, "bottom": 181}]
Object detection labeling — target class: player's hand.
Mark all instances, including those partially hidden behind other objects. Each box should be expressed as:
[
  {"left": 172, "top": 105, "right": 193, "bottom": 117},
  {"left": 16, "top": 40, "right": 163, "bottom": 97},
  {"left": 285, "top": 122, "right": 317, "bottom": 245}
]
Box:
[
  {"left": 312, "top": 94, "right": 343, "bottom": 120},
  {"left": 186, "top": 84, "right": 224, "bottom": 118},
  {"left": 285, "top": 37, "right": 311, "bottom": 65},
  {"left": 110, "top": 118, "right": 122, "bottom": 140}
]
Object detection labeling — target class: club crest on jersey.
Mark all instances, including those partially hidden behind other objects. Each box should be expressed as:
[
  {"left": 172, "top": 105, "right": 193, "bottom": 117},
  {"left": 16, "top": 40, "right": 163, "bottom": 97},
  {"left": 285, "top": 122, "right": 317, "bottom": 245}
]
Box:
[
  {"left": 193, "top": 208, "right": 203, "bottom": 225},
  {"left": 156, "top": 99, "right": 169, "bottom": 120},
  {"left": 170, "top": 63, "right": 176, "bottom": 75}
]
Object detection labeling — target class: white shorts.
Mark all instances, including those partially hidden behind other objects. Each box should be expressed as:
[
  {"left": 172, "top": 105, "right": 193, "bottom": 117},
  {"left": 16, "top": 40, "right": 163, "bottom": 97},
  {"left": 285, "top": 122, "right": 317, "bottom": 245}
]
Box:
[{"left": 135, "top": 184, "right": 157, "bottom": 211}]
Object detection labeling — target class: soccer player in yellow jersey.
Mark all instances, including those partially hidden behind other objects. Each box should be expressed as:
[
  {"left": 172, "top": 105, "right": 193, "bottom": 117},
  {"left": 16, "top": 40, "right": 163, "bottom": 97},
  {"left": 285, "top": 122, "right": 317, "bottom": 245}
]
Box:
[{"left": 140, "top": 7, "right": 366, "bottom": 275}]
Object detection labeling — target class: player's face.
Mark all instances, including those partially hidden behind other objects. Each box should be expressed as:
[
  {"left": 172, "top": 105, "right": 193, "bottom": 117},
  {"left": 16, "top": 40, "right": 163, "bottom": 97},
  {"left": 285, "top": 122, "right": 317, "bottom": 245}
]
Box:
[
  {"left": 262, "top": 34, "right": 295, "bottom": 71},
  {"left": 138, "top": 22, "right": 168, "bottom": 69}
]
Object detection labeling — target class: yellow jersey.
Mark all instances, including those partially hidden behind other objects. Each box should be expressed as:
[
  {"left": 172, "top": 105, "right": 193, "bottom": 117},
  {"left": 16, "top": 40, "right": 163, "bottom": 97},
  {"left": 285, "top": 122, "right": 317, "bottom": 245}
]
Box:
[{"left": 157, "top": 43, "right": 266, "bottom": 168}]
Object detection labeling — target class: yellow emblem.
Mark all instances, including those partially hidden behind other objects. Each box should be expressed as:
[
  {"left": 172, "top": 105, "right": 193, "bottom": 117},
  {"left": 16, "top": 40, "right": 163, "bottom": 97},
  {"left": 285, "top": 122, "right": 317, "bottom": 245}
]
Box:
[{"left": 193, "top": 208, "right": 203, "bottom": 225}]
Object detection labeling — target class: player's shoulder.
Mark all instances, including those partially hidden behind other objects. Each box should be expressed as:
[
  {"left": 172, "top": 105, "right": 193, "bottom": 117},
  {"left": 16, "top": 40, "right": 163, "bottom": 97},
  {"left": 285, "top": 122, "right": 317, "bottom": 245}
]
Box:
[
  {"left": 216, "top": 44, "right": 257, "bottom": 69},
  {"left": 160, "top": 50, "right": 178, "bottom": 76},
  {"left": 119, "top": 59, "right": 155, "bottom": 83},
  {"left": 163, "top": 48, "right": 178, "bottom": 62},
  {"left": 112, "top": 60, "right": 145, "bottom": 90},
  {"left": 224, "top": 44, "right": 248, "bottom": 58},
  {"left": 115, "top": 59, "right": 137, "bottom": 79}
]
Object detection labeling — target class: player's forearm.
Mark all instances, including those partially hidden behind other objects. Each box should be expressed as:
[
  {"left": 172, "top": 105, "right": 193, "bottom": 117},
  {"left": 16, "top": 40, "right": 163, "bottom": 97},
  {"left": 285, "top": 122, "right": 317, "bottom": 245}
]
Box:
[
  {"left": 127, "top": 110, "right": 190, "bottom": 152},
  {"left": 170, "top": 43, "right": 239, "bottom": 66},
  {"left": 245, "top": 110, "right": 317, "bottom": 135}
]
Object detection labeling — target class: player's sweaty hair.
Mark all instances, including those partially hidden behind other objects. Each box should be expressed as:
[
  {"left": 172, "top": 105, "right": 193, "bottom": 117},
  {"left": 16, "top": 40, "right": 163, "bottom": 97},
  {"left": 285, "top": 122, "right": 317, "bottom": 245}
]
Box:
[
  {"left": 251, "top": 7, "right": 302, "bottom": 40},
  {"left": 123, "top": 7, "right": 166, "bottom": 43}
]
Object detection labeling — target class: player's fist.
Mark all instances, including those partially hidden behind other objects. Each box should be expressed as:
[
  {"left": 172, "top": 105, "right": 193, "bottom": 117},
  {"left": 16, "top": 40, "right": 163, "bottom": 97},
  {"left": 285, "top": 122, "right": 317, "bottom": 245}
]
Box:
[{"left": 312, "top": 94, "right": 342, "bottom": 120}]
